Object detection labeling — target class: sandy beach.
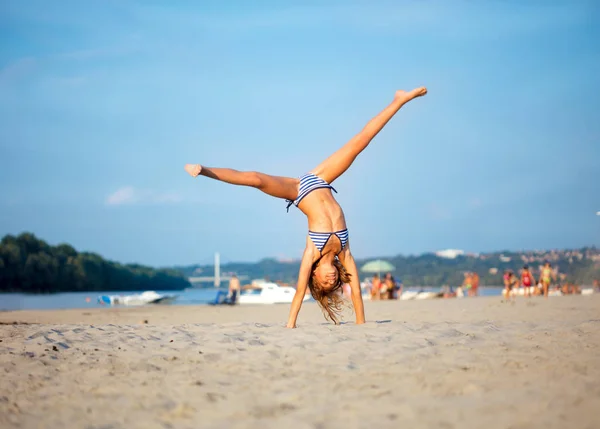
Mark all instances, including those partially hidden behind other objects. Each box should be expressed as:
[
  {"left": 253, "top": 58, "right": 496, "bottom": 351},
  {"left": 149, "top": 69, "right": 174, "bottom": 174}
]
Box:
[{"left": 1, "top": 295, "right": 599, "bottom": 429}]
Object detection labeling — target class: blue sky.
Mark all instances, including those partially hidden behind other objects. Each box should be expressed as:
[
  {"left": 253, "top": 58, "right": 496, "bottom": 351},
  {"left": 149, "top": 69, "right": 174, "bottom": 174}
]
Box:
[{"left": 1, "top": 0, "right": 599, "bottom": 267}]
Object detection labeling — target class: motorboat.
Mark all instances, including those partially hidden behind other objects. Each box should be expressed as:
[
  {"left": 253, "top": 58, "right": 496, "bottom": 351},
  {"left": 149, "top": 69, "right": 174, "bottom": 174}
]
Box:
[
  {"left": 400, "top": 290, "right": 445, "bottom": 300},
  {"left": 238, "top": 280, "right": 309, "bottom": 305},
  {"left": 399, "top": 290, "right": 419, "bottom": 300},
  {"left": 414, "top": 291, "right": 441, "bottom": 300},
  {"left": 506, "top": 286, "right": 537, "bottom": 297},
  {"left": 97, "top": 291, "right": 177, "bottom": 306},
  {"left": 503, "top": 287, "right": 595, "bottom": 298}
]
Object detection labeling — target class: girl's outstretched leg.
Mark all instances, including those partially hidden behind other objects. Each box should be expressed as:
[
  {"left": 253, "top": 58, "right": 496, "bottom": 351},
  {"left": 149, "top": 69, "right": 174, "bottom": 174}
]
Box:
[
  {"left": 184, "top": 164, "right": 299, "bottom": 200},
  {"left": 312, "top": 87, "right": 427, "bottom": 184}
]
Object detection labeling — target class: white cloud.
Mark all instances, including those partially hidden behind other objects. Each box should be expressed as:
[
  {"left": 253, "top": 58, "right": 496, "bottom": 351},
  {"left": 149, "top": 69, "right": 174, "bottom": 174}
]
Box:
[
  {"left": 106, "top": 186, "right": 183, "bottom": 206},
  {"left": 106, "top": 187, "right": 136, "bottom": 205}
]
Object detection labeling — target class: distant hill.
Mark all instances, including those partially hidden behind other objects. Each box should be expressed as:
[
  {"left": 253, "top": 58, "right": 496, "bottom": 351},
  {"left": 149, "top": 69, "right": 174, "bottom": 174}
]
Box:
[
  {"left": 175, "top": 247, "right": 600, "bottom": 287},
  {"left": 0, "top": 233, "right": 190, "bottom": 293},
  {"left": 3, "top": 231, "right": 597, "bottom": 294}
]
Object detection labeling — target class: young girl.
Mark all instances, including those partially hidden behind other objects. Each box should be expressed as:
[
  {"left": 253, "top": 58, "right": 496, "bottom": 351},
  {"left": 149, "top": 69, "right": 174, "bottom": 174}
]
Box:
[
  {"left": 371, "top": 274, "right": 382, "bottom": 301},
  {"left": 185, "top": 87, "right": 428, "bottom": 327},
  {"left": 541, "top": 261, "right": 555, "bottom": 298},
  {"left": 520, "top": 265, "right": 535, "bottom": 297}
]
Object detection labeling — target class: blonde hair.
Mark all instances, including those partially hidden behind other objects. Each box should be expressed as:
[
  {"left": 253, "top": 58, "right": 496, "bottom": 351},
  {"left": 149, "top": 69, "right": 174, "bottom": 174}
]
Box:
[{"left": 308, "top": 258, "right": 352, "bottom": 324}]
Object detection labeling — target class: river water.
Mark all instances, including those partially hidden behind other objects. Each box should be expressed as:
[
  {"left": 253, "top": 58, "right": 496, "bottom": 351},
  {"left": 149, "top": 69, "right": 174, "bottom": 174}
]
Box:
[{"left": 0, "top": 287, "right": 503, "bottom": 311}]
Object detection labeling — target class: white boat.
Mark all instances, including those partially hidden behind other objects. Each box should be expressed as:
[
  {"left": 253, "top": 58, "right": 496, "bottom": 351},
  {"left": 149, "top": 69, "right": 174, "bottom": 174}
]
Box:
[
  {"left": 400, "top": 290, "right": 443, "bottom": 300},
  {"left": 505, "top": 286, "right": 537, "bottom": 297},
  {"left": 414, "top": 291, "right": 439, "bottom": 300},
  {"left": 399, "top": 291, "right": 419, "bottom": 300},
  {"left": 502, "top": 287, "right": 595, "bottom": 298},
  {"left": 98, "top": 291, "right": 177, "bottom": 306},
  {"left": 238, "top": 280, "right": 309, "bottom": 305}
]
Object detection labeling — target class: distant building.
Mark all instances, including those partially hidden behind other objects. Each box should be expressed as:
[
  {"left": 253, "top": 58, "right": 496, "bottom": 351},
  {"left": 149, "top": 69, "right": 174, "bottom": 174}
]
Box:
[{"left": 435, "top": 249, "right": 465, "bottom": 259}]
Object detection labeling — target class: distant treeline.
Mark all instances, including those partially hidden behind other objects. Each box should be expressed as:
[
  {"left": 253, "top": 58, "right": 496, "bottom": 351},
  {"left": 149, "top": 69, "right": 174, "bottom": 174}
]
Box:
[
  {"left": 0, "top": 233, "right": 190, "bottom": 293},
  {"left": 175, "top": 248, "right": 600, "bottom": 288}
]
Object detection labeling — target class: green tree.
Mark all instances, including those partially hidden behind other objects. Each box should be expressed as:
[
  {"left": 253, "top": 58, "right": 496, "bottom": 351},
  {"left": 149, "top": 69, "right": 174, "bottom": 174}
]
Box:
[{"left": 0, "top": 233, "right": 190, "bottom": 293}]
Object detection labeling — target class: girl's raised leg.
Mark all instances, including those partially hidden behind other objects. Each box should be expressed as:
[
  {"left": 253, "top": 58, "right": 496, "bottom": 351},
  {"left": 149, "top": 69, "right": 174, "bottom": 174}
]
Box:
[
  {"left": 184, "top": 164, "right": 299, "bottom": 200},
  {"left": 312, "top": 87, "right": 427, "bottom": 184}
]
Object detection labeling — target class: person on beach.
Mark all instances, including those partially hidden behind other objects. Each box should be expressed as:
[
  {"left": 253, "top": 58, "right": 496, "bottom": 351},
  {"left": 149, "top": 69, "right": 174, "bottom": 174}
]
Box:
[
  {"left": 540, "top": 262, "right": 555, "bottom": 298},
  {"left": 396, "top": 277, "right": 404, "bottom": 298},
  {"left": 212, "top": 274, "right": 241, "bottom": 305},
  {"left": 442, "top": 284, "right": 456, "bottom": 298},
  {"left": 370, "top": 274, "right": 382, "bottom": 301},
  {"left": 502, "top": 270, "right": 511, "bottom": 298},
  {"left": 379, "top": 274, "right": 390, "bottom": 300},
  {"left": 470, "top": 272, "right": 480, "bottom": 297},
  {"left": 228, "top": 274, "right": 240, "bottom": 304},
  {"left": 503, "top": 270, "right": 519, "bottom": 300},
  {"left": 185, "top": 87, "right": 428, "bottom": 326},
  {"left": 383, "top": 272, "right": 397, "bottom": 300},
  {"left": 535, "top": 278, "right": 544, "bottom": 296},
  {"left": 463, "top": 272, "right": 473, "bottom": 295},
  {"left": 520, "top": 265, "right": 535, "bottom": 297}
]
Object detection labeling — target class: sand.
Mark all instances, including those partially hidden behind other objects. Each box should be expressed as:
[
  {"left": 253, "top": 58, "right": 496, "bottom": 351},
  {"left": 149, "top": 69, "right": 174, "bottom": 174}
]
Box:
[{"left": 1, "top": 295, "right": 599, "bottom": 429}]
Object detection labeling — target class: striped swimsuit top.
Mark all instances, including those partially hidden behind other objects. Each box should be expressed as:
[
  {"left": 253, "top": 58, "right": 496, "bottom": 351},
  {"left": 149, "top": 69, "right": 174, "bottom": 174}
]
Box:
[
  {"left": 308, "top": 229, "right": 349, "bottom": 254},
  {"left": 285, "top": 173, "right": 337, "bottom": 212},
  {"left": 285, "top": 173, "right": 348, "bottom": 254}
]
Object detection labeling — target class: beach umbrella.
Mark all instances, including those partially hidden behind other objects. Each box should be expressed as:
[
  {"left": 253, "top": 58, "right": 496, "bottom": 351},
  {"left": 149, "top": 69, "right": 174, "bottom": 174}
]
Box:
[{"left": 361, "top": 259, "right": 395, "bottom": 277}]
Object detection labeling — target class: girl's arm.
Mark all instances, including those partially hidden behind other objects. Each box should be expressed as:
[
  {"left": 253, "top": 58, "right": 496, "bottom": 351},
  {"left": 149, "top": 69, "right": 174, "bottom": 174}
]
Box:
[
  {"left": 286, "top": 240, "right": 315, "bottom": 328},
  {"left": 339, "top": 244, "right": 366, "bottom": 325}
]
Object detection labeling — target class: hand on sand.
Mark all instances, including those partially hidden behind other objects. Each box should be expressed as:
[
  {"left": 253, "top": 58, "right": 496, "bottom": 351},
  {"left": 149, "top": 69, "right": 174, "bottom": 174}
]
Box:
[
  {"left": 394, "top": 87, "right": 427, "bottom": 102},
  {"left": 184, "top": 164, "right": 202, "bottom": 177},
  {"left": 286, "top": 323, "right": 296, "bottom": 329}
]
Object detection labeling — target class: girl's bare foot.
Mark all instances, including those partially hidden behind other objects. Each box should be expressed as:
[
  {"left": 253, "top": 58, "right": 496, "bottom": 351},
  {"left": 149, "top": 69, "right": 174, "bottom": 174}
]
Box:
[
  {"left": 184, "top": 164, "right": 202, "bottom": 177},
  {"left": 394, "top": 87, "right": 427, "bottom": 102}
]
